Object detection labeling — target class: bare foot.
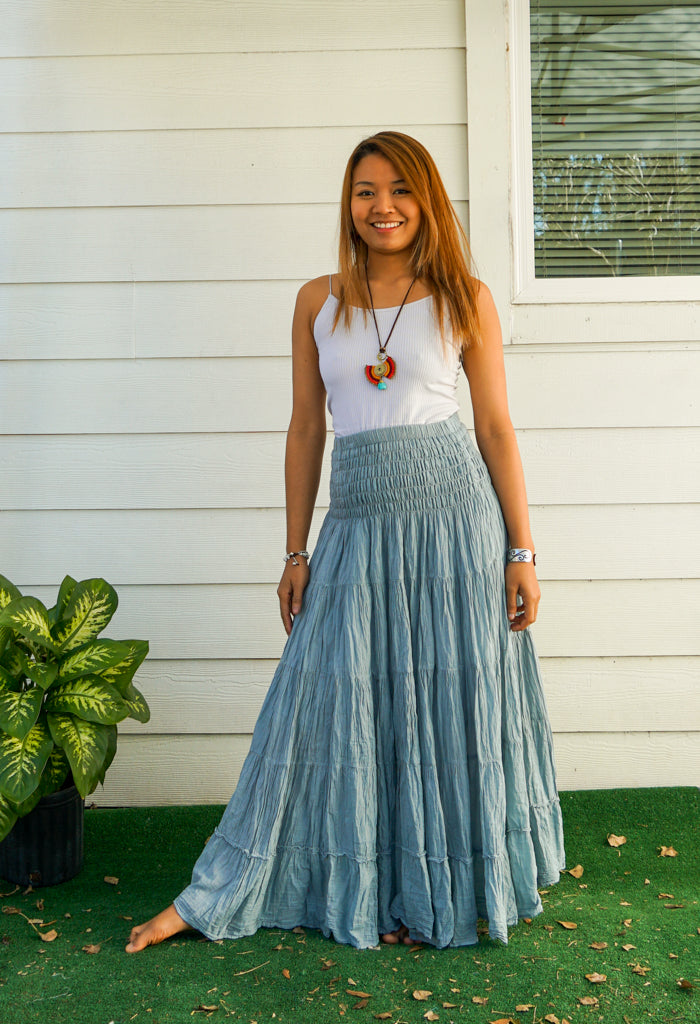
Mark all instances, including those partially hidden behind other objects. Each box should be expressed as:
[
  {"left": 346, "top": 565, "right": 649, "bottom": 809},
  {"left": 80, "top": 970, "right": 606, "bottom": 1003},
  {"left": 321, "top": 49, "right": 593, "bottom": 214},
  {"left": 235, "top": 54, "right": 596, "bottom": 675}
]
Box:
[
  {"left": 125, "top": 903, "right": 193, "bottom": 952},
  {"left": 380, "top": 923, "right": 420, "bottom": 946}
]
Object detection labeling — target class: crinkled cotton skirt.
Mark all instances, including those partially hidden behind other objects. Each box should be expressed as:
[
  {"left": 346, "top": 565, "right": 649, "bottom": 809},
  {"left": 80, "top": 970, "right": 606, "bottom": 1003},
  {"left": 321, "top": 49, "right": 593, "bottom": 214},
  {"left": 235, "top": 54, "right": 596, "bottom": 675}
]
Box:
[{"left": 174, "top": 411, "right": 566, "bottom": 949}]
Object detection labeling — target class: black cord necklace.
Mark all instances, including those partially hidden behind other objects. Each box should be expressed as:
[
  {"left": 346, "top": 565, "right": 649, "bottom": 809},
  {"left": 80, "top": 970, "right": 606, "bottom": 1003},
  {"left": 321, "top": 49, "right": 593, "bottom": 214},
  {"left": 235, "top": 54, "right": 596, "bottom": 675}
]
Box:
[{"left": 364, "top": 263, "right": 417, "bottom": 389}]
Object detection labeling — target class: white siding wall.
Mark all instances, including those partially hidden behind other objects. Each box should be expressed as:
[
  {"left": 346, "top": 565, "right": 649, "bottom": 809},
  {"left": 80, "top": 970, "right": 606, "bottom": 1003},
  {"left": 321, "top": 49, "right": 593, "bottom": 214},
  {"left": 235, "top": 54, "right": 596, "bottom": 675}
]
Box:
[{"left": 1, "top": 1, "right": 697, "bottom": 801}]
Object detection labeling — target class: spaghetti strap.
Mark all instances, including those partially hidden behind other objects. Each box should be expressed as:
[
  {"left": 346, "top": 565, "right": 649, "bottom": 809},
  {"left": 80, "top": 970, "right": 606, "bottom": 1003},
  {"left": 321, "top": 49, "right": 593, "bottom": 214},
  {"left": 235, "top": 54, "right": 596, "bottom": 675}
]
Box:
[{"left": 328, "top": 274, "right": 333, "bottom": 297}]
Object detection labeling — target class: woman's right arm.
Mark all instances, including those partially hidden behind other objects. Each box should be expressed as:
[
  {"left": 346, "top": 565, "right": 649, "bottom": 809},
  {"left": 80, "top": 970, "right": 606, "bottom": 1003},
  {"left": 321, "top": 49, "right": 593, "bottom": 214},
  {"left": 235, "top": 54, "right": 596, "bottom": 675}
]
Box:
[{"left": 277, "top": 279, "right": 328, "bottom": 635}]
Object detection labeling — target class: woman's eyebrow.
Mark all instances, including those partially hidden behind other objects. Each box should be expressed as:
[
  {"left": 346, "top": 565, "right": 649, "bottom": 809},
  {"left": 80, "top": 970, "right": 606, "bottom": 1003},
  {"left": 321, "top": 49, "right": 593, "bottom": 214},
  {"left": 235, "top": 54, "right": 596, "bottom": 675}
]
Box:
[{"left": 353, "top": 179, "right": 407, "bottom": 186}]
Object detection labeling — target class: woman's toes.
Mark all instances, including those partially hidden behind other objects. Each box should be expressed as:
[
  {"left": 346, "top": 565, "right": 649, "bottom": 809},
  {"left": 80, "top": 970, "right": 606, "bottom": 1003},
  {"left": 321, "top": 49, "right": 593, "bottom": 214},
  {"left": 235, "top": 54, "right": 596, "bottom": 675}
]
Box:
[
  {"left": 124, "top": 904, "right": 191, "bottom": 953},
  {"left": 125, "top": 924, "right": 150, "bottom": 952}
]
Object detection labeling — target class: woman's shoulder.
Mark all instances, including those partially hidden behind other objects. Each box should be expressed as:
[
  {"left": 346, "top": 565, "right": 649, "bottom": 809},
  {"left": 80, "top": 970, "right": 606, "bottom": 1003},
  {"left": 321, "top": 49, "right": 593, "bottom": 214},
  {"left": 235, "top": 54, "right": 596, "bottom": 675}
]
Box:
[{"left": 296, "top": 274, "right": 335, "bottom": 314}]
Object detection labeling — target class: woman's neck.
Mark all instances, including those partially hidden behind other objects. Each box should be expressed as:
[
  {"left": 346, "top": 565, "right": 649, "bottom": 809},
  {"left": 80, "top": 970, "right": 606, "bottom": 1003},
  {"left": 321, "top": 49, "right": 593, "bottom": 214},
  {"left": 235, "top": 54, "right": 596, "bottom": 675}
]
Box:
[
  {"left": 364, "top": 251, "right": 415, "bottom": 287},
  {"left": 362, "top": 252, "right": 428, "bottom": 305}
]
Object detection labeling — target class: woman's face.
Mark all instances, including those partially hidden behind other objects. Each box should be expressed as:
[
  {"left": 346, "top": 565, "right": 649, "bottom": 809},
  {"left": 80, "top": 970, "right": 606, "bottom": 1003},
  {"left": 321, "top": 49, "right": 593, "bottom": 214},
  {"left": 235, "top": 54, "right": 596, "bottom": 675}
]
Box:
[{"left": 350, "top": 153, "right": 422, "bottom": 258}]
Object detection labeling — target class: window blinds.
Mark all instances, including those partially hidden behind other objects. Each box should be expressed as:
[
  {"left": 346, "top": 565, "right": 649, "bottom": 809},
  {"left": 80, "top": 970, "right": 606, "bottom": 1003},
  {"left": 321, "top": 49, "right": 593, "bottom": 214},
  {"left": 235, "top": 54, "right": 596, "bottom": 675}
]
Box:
[{"left": 530, "top": 0, "right": 700, "bottom": 277}]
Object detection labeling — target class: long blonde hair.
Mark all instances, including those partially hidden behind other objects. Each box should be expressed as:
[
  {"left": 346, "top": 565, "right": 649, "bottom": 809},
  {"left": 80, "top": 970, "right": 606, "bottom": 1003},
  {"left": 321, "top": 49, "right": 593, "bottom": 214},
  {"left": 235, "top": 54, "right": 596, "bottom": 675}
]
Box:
[{"left": 333, "top": 131, "right": 481, "bottom": 354}]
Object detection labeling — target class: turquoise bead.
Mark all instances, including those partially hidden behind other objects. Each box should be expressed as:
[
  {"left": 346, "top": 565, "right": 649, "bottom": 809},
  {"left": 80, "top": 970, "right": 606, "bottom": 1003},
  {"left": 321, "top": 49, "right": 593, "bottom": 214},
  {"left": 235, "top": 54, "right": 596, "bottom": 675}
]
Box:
[{"left": 377, "top": 380, "right": 387, "bottom": 390}]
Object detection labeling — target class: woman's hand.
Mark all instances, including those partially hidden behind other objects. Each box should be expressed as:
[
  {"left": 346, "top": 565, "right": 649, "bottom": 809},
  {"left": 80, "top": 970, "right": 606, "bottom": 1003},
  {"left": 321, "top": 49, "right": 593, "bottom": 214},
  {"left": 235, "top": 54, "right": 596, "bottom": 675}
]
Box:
[
  {"left": 277, "top": 559, "right": 311, "bottom": 636},
  {"left": 505, "top": 561, "right": 541, "bottom": 631}
]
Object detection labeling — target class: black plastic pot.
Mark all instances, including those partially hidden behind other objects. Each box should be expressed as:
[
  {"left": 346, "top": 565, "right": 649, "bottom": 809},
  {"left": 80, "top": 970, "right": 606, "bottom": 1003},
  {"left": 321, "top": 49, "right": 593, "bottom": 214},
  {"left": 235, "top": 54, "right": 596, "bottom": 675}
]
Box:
[{"left": 0, "top": 784, "right": 84, "bottom": 886}]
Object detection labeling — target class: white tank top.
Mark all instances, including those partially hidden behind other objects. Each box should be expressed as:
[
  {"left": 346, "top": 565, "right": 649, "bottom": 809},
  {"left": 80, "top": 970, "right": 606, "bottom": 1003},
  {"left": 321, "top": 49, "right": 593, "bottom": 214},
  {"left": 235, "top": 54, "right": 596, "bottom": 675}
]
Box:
[{"left": 313, "top": 278, "right": 462, "bottom": 437}]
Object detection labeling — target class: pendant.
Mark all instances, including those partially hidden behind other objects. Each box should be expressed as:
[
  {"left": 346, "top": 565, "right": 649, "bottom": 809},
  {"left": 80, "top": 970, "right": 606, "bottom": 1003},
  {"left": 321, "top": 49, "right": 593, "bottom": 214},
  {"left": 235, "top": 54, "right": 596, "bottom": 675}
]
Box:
[{"left": 365, "top": 351, "right": 396, "bottom": 388}]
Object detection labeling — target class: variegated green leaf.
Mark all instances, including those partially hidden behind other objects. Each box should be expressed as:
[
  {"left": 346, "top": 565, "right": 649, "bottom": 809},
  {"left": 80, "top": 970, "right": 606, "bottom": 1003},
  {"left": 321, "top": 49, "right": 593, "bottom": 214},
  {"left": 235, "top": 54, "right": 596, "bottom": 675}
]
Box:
[
  {"left": 99, "top": 639, "right": 149, "bottom": 694},
  {"left": 41, "top": 746, "right": 71, "bottom": 794},
  {"left": 0, "top": 721, "right": 52, "bottom": 803},
  {"left": 45, "top": 676, "right": 129, "bottom": 725},
  {"left": 8, "top": 786, "right": 43, "bottom": 819},
  {"left": 0, "top": 685, "right": 43, "bottom": 740},
  {"left": 46, "top": 713, "right": 111, "bottom": 798},
  {"left": 0, "top": 597, "right": 58, "bottom": 654},
  {"left": 93, "top": 725, "right": 118, "bottom": 791},
  {"left": 48, "top": 574, "right": 77, "bottom": 628},
  {"left": 57, "top": 639, "right": 130, "bottom": 682},
  {"left": 0, "top": 793, "right": 19, "bottom": 843},
  {"left": 0, "top": 664, "right": 19, "bottom": 689},
  {"left": 0, "top": 575, "right": 21, "bottom": 657},
  {"left": 0, "top": 643, "right": 30, "bottom": 681},
  {"left": 52, "top": 579, "right": 118, "bottom": 653},
  {"left": 122, "top": 684, "right": 151, "bottom": 724},
  {"left": 24, "top": 660, "right": 58, "bottom": 690},
  {"left": 0, "top": 574, "right": 22, "bottom": 610}
]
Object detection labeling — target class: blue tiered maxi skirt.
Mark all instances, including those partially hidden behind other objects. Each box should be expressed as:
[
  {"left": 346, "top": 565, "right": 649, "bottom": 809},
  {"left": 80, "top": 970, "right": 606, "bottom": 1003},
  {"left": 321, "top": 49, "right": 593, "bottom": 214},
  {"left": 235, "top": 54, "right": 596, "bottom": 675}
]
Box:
[{"left": 174, "top": 412, "right": 566, "bottom": 949}]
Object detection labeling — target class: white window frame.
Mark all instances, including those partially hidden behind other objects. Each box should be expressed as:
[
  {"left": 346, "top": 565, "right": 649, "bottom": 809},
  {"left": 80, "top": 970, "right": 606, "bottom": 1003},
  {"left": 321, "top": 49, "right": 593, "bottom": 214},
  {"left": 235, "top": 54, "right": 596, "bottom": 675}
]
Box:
[{"left": 464, "top": 0, "right": 700, "bottom": 344}]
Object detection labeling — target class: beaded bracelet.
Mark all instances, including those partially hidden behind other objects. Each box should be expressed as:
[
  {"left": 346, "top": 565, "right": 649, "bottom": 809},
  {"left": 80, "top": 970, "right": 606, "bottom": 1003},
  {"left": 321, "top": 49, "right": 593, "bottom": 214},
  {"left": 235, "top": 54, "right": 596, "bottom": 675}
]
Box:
[{"left": 283, "top": 550, "right": 310, "bottom": 566}]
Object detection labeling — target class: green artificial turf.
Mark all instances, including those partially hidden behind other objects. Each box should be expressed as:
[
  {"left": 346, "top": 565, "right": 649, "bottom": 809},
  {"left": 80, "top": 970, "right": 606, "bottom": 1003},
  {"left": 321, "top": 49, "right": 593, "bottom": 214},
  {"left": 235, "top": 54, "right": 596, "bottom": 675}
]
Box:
[{"left": 0, "top": 787, "right": 697, "bottom": 1024}]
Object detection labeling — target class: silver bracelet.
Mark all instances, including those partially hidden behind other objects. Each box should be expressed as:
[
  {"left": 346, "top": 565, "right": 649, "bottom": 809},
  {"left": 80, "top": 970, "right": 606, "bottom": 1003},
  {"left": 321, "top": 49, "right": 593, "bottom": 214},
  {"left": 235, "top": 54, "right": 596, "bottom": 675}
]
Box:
[
  {"left": 283, "top": 550, "right": 309, "bottom": 566},
  {"left": 507, "top": 547, "right": 536, "bottom": 566}
]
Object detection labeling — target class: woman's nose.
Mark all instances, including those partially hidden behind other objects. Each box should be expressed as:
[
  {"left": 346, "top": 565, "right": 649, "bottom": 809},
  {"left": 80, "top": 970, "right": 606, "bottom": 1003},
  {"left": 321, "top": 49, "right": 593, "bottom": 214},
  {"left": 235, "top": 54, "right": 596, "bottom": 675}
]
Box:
[{"left": 371, "top": 192, "right": 395, "bottom": 214}]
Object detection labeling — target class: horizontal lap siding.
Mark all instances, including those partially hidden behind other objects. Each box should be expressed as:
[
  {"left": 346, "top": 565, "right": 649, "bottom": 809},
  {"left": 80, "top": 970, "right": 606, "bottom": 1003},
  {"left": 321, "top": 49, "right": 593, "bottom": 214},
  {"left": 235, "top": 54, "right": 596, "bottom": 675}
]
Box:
[
  {"left": 3, "top": 429, "right": 698, "bottom": 507},
  {"left": 1, "top": 0, "right": 697, "bottom": 800},
  {"left": 90, "top": 732, "right": 699, "bottom": 806}
]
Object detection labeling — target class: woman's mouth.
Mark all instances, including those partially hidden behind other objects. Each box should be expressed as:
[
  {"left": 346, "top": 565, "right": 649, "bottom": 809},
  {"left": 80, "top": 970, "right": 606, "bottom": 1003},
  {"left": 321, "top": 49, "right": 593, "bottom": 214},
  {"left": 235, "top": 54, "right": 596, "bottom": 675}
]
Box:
[{"left": 371, "top": 221, "right": 403, "bottom": 232}]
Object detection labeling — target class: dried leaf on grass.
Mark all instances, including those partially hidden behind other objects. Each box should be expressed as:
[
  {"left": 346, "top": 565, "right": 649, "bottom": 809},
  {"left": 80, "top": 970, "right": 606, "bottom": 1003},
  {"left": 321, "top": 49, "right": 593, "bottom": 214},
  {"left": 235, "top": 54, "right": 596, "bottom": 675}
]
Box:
[
  {"left": 471, "top": 995, "right": 488, "bottom": 1004},
  {"left": 442, "top": 1002, "right": 458, "bottom": 1009},
  {"left": 39, "top": 929, "right": 58, "bottom": 942},
  {"left": 578, "top": 996, "right": 599, "bottom": 1006},
  {"left": 281, "top": 969, "right": 290, "bottom": 979},
  {"left": 557, "top": 921, "right": 578, "bottom": 929},
  {"left": 585, "top": 972, "right": 607, "bottom": 983},
  {"left": 423, "top": 1013, "right": 439, "bottom": 1022},
  {"left": 607, "top": 834, "right": 626, "bottom": 847},
  {"left": 346, "top": 990, "right": 372, "bottom": 999},
  {"left": 621, "top": 944, "right": 636, "bottom": 951},
  {"left": 659, "top": 846, "right": 678, "bottom": 857},
  {"left": 631, "top": 964, "right": 651, "bottom": 976},
  {"left": 353, "top": 999, "right": 369, "bottom": 1009},
  {"left": 373, "top": 1014, "right": 393, "bottom": 1020},
  {"left": 567, "top": 864, "right": 584, "bottom": 878},
  {"left": 412, "top": 989, "right": 432, "bottom": 1000},
  {"left": 82, "top": 943, "right": 101, "bottom": 954},
  {"left": 678, "top": 978, "right": 694, "bottom": 990},
  {"left": 193, "top": 1006, "right": 218, "bottom": 1013},
  {"left": 516, "top": 1006, "right": 535, "bottom": 1012},
  {"left": 104, "top": 876, "right": 119, "bottom": 886},
  {"left": 589, "top": 941, "right": 608, "bottom": 950}
]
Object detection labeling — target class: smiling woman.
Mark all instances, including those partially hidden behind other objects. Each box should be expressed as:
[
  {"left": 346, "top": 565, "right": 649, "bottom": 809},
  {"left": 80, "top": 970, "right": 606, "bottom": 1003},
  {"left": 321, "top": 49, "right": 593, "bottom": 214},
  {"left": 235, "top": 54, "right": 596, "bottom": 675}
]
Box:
[{"left": 126, "top": 130, "right": 565, "bottom": 955}]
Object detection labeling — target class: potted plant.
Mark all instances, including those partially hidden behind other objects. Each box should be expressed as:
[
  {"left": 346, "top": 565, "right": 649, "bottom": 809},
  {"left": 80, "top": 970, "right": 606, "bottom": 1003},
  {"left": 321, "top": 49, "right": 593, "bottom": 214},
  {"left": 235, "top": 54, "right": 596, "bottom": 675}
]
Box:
[{"left": 0, "top": 573, "right": 150, "bottom": 885}]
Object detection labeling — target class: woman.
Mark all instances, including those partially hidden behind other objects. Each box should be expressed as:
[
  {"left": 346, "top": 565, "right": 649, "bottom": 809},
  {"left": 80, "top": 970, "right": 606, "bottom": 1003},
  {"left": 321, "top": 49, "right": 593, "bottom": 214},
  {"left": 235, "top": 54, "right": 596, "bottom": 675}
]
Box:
[{"left": 126, "top": 131, "right": 566, "bottom": 953}]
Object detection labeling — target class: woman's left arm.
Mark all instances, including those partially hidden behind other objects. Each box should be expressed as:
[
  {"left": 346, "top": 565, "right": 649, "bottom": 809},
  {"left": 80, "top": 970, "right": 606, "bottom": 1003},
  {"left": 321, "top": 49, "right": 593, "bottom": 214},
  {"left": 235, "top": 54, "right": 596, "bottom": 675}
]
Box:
[{"left": 461, "top": 281, "right": 541, "bottom": 632}]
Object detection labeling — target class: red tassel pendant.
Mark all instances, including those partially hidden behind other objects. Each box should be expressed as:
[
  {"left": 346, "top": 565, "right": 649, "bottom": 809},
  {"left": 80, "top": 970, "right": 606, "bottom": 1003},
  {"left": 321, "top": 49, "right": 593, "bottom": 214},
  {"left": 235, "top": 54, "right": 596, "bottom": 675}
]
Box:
[{"left": 365, "top": 354, "right": 396, "bottom": 389}]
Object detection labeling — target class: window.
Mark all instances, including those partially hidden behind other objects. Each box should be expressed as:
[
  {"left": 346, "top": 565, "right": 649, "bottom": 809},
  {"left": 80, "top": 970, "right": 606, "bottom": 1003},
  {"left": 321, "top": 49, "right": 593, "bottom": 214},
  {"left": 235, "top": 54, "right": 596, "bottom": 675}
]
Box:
[{"left": 529, "top": 1, "right": 700, "bottom": 280}]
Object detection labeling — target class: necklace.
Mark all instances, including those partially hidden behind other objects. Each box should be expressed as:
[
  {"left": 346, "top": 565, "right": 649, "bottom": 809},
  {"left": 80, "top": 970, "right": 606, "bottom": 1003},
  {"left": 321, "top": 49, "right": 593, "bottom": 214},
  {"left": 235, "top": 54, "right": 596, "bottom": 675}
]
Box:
[{"left": 364, "top": 264, "right": 417, "bottom": 389}]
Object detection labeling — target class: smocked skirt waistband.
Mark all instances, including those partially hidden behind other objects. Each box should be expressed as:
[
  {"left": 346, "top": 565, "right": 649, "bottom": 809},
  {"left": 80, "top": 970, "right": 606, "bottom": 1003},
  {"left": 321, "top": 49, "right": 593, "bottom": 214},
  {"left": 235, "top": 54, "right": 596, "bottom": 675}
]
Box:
[{"left": 328, "top": 412, "right": 493, "bottom": 519}]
